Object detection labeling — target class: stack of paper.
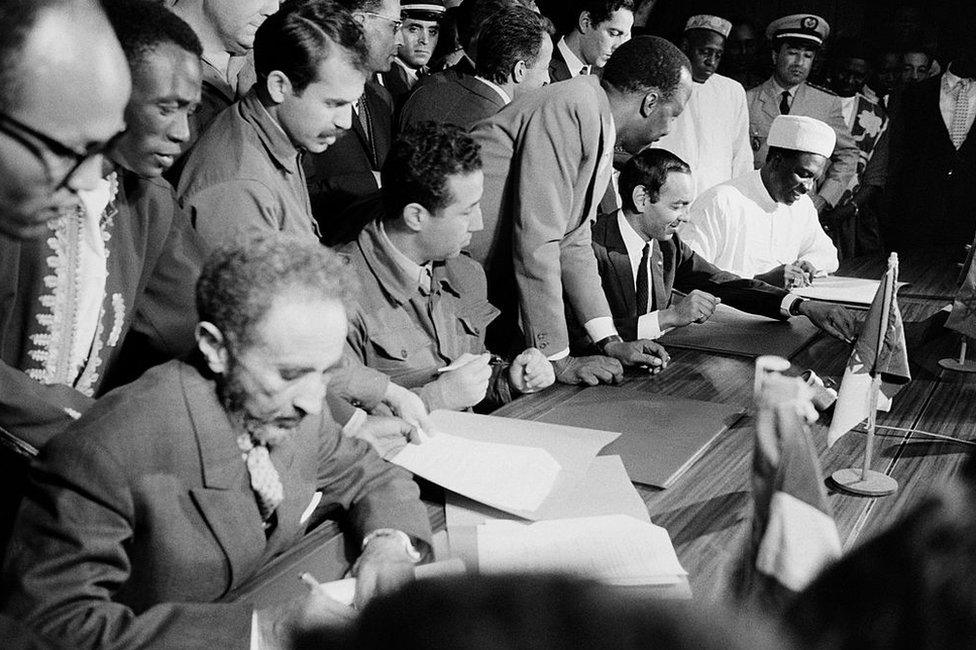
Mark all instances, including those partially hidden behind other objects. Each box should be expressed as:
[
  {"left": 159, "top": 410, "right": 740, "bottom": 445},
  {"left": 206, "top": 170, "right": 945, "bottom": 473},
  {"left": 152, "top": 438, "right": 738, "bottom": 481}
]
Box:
[
  {"left": 476, "top": 515, "right": 687, "bottom": 586},
  {"left": 791, "top": 276, "right": 907, "bottom": 306}
]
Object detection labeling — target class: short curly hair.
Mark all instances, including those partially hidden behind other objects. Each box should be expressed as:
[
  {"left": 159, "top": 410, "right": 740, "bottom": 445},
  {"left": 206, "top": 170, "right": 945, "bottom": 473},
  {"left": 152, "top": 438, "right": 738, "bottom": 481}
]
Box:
[
  {"left": 196, "top": 232, "right": 353, "bottom": 350},
  {"left": 101, "top": 0, "right": 203, "bottom": 68},
  {"left": 381, "top": 122, "right": 482, "bottom": 218},
  {"left": 602, "top": 35, "right": 690, "bottom": 99}
]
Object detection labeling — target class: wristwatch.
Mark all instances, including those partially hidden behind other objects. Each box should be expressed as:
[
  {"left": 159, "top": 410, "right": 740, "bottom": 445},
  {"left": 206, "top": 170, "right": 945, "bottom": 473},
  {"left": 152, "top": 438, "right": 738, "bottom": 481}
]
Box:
[
  {"left": 788, "top": 297, "right": 808, "bottom": 317},
  {"left": 594, "top": 334, "right": 623, "bottom": 354},
  {"left": 362, "top": 528, "right": 422, "bottom": 563}
]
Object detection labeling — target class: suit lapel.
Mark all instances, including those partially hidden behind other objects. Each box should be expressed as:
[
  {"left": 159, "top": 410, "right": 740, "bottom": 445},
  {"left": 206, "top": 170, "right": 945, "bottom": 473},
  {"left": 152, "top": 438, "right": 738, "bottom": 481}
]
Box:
[
  {"left": 180, "top": 363, "right": 268, "bottom": 591},
  {"left": 601, "top": 216, "right": 637, "bottom": 316}
]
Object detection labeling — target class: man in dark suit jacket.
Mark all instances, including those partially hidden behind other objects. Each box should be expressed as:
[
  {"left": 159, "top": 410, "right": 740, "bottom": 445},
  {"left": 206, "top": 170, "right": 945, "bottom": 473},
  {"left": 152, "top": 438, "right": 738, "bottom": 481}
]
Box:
[
  {"left": 1, "top": 234, "right": 432, "bottom": 648},
  {"left": 886, "top": 52, "right": 976, "bottom": 252},
  {"left": 576, "top": 148, "right": 854, "bottom": 348},
  {"left": 548, "top": 0, "right": 634, "bottom": 83},
  {"left": 400, "top": 5, "right": 552, "bottom": 130},
  {"left": 305, "top": 0, "right": 402, "bottom": 238}
]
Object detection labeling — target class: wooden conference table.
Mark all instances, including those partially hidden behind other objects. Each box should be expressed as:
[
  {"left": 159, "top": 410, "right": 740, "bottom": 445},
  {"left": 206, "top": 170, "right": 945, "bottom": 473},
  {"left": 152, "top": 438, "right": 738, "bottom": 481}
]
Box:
[{"left": 229, "top": 249, "right": 973, "bottom": 605}]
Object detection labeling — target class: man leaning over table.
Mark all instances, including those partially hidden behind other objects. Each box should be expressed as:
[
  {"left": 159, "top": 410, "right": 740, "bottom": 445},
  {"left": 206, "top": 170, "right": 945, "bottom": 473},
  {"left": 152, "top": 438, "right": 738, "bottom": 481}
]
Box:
[
  {"left": 682, "top": 114, "right": 840, "bottom": 290},
  {"left": 574, "top": 147, "right": 854, "bottom": 348},
  {"left": 341, "top": 122, "right": 554, "bottom": 423},
  {"left": 0, "top": 233, "right": 432, "bottom": 649}
]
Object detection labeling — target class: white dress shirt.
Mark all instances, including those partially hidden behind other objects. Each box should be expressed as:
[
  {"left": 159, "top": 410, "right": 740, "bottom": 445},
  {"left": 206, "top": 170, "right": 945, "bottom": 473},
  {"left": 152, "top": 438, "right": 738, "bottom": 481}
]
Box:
[
  {"left": 557, "top": 37, "right": 590, "bottom": 77},
  {"left": 616, "top": 212, "right": 671, "bottom": 339},
  {"left": 682, "top": 170, "right": 839, "bottom": 279}
]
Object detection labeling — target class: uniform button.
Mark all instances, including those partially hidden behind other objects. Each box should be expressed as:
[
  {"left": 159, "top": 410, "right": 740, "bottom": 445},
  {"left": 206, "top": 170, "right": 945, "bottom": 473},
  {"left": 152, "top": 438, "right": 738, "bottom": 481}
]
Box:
[{"left": 401, "top": 349, "right": 408, "bottom": 356}]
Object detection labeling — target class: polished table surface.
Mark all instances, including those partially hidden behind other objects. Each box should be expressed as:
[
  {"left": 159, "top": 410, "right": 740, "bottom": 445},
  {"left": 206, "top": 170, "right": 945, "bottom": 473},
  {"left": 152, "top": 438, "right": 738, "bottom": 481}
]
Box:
[{"left": 230, "top": 253, "right": 974, "bottom": 605}]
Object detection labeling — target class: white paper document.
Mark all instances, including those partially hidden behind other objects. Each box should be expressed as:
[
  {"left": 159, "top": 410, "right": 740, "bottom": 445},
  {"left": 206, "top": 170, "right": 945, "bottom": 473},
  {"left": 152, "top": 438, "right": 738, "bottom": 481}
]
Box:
[
  {"left": 391, "top": 432, "right": 561, "bottom": 513},
  {"left": 445, "top": 456, "right": 651, "bottom": 528},
  {"left": 791, "top": 276, "right": 906, "bottom": 306},
  {"left": 476, "top": 514, "right": 687, "bottom": 586}
]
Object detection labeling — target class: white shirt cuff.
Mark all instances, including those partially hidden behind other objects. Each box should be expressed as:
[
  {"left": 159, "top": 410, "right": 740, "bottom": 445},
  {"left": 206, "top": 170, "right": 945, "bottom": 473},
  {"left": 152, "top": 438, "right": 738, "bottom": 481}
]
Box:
[
  {"left": 781, "top": 294, "right": 802, "bottom": 318},
  {"left": 342, "top": 407, "right": 368, "bottom": 435},
  {"left": 637, "top": 311, "right": 666, "bottom": 340},
  {"left": 584, "top": 317, "right": 617, "bottom": 344},
  {"left": 546, "top": 347, "right": 570, "bottom": 362},
  {"left": 250, "top": 611, "right": 261, "bottom": 650}
]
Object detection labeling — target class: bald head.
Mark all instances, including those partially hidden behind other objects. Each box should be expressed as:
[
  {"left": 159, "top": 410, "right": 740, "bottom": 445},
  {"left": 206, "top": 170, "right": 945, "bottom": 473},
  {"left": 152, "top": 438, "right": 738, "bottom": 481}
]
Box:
[{"left": 0, "top": 0, "right": 130, "bottom": 239}]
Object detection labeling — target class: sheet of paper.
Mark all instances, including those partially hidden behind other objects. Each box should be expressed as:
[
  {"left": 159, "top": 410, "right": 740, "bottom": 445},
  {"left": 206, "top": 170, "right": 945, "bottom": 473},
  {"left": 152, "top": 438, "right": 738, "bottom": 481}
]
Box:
[
  {"left": 391, "top": 432, "right": 561, "bottom": 513},
  {"left": 476, "top": 514, "right": 687, "bottom": 585},
  {"left": 445, "top": 456, "right": 651, "bottom": 528},
  {"left": 315, "top": 559, "right": 467, "bottom": 607},
  {"left": 428, "top": 410, "right": 620, "bottom": 473},
  {"left": 791, "top": 276, "right": 907, "bottom": 305}
]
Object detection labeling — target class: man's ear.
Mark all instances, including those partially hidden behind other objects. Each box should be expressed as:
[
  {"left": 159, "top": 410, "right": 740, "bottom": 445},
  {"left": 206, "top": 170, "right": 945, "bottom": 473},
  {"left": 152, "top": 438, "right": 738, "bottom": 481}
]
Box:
[
  {"left": 577, "top": 10, "right": 591, "bottom": 34},
  {"left": 401, "top": 203, "right": 431, "bottom": 232},
  {"left": 640, "top": 89, "right": 661, "bottom": 118},
  {"left": 771, "top": 47, "right": 779, "bottom": 68},
  {"left": 680, "top": 37, "right": 690, "bottom": 56},
  {"left": 512, "top": 59, "right": 527, "bottom": 84},
  {"left": 196, "top": 321, "right": 230, "bottom": 374},
  {"left": 265, "top": 70, "right": 292, "bottom": 104},
  {"left": 632, "top": 185, "right": 648, "bottom": 211}
]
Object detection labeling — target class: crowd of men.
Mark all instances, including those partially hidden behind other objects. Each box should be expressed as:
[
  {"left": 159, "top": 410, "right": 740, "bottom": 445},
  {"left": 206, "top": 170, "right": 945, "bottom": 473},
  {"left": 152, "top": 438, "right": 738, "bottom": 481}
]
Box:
[{"left": 0, "top": 0, "right": 974, "bottom": 647}]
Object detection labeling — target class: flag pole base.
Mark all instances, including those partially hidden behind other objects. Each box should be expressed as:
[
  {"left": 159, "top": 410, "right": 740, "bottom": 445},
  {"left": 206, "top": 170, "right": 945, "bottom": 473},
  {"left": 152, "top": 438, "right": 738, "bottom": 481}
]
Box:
[
  {"left": 830, "top": 468, "right": 898, "bottom": 497},
  {"left": 938, "top": 358, "right": 976, "bottom": 373}
]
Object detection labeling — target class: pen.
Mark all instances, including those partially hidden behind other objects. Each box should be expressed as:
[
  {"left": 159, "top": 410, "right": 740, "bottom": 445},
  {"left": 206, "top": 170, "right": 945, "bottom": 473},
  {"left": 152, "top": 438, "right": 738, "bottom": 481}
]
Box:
[{"left": 299, "top": 572, "right": 320, "bottom": 589}]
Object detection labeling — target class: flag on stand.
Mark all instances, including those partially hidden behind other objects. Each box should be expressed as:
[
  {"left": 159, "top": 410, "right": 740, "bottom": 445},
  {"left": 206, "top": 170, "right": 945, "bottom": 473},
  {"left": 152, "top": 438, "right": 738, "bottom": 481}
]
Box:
[
  {"left": 946, "top": 239, "right": 976, "bottom": 339},
  {"left": 732, "top": 373, "right": 841, "bottom": 609},
  {"left": 827, "top": 256, "right": 911, "bottom": 447}
]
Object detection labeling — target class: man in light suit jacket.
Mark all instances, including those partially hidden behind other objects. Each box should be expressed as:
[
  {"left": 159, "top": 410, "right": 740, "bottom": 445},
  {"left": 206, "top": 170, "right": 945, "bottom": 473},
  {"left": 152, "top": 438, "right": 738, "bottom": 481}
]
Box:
[
  {"left": 400, "top": 5, "right": 552, "bottom": 130},
  {"left": 1, "top": 234, "right": 432, "bottom": 648},
  {"left": 746, "top": 13, "right": 858, "bottom": 214},
  {"left": 576, "top": 148, "right": 854, "bottom": 348},
  {"left": 470, "top": 36, "right": 693, "bottom": 385}
]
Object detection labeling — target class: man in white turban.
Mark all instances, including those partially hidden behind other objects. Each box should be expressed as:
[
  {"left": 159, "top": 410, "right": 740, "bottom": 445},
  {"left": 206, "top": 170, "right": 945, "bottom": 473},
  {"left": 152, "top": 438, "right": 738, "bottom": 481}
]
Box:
[{"left": 682, "top": 114, "right": 840, "bottom": 288}]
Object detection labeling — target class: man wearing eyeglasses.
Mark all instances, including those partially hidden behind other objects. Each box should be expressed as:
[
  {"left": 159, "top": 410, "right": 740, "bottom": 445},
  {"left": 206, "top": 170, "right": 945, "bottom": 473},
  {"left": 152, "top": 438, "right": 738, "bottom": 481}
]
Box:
[
  {"left": 305, "top": 0, "right": 403, "bottom": 242},
  {"left": 0, "top": 0, "right": 131, "bottom": 448}
]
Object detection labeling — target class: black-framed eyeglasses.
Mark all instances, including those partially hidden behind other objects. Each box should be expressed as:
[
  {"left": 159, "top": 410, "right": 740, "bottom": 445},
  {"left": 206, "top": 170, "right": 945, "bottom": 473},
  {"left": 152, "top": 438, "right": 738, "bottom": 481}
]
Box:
[
  {"left": 362, "top": 10, "right": 403, "bottom": 34},
  {"left": 0, "top": 112, "right": 125, "bottom": 190}
]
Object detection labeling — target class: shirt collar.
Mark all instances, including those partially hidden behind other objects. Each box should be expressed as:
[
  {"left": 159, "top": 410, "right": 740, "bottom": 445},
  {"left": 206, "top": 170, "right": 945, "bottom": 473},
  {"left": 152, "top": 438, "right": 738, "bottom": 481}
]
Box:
[
  {"left": 616, "top": 210, "right": 648, "bottom": 254},
  {"left": 944, "top": 64, "right": 973, "bottom": 90},
  {"left": 749, "top": 169, "right": 780, "bottom": 212},
  {"left": 474, "top": 75, "right": 511, "bottom": 105},
  {"left": 360, "top": 220, "right": 457, "bottom": 305},
  {"left": 772, "top": 79, "right": 799, "bottom": 96},
  {"left": 557, "top": 36, "right": 590, "bottom": 77},
  {"left": 378, "top": 220, "right": 432, "bottom": 293},
  {"left": 239, "top": 88, "right": 301, "bottom": 175},
  {"left": 393, "top": 56, "right": 421, "bottom": 83}
]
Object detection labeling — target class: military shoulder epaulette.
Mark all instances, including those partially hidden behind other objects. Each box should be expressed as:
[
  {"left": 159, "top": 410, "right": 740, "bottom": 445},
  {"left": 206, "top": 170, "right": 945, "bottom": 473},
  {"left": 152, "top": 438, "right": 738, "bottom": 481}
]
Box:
[{"left": 806, "top": 82, "right": 838, "bottom": 96}]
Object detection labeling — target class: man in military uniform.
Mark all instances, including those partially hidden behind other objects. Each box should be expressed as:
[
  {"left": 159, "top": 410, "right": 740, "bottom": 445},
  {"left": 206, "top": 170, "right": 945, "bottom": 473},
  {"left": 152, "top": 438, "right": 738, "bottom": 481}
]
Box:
[{"left": 746, "top": 13, "right": 858, "bottom": 215}]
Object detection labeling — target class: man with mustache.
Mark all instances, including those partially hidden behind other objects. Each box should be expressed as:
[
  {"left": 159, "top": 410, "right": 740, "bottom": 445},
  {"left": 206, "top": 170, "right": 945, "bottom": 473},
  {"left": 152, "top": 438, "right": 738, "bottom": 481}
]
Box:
[
  {"left": 580, "top": 147, "right": 854, "bottom": 346},
  {"left": 652, "top": 14, "right": 753, "bottom": 199},
  {"left": 178, "top": 0, "right": 367, "bottom": 247},
  {"left": 746, "top": 13, "right": 857, "bottom": 219},
  {"left": 178, "top": 0, "right": 431, "bottom": 456},
  {"left": 683, "top": 115, "right": 840, "bottom": 290},
  {"left": 1, "top": 233, "right": 432, "bottom": 648}
]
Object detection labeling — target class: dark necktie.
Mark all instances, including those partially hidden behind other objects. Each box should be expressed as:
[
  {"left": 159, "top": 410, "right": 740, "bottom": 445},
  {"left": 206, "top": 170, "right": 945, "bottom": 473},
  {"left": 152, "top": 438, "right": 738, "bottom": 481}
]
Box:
[
  {"left": 636, "top": 243, "right": 651, "bottom": 315},
  {"left": 780, "top": 90, "right": 791, "bottom": 114},
  {"left": 357, "top": 95, "right": 377, "bottom": 168},
  {"left": 650, "top": 242, "right": 668, "bottom": 310}
]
